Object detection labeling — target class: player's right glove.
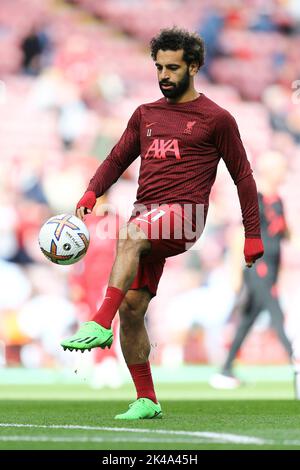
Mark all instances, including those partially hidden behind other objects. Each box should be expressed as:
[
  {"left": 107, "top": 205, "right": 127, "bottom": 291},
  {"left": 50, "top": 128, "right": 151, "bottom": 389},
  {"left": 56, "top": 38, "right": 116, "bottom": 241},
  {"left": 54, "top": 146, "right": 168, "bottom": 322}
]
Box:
[
  {"left": 244, "top": 238, "right": 264, "bottom": 266},
  {"left": 76, "top": 190, "right": 96, "bottom": 216}
]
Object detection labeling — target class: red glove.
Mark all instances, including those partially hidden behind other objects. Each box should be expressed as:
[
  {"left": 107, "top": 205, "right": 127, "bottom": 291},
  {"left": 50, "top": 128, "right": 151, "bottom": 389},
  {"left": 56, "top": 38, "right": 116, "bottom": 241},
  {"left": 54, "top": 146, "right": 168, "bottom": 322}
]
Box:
[
  {"left": 244, "top": 238, "right": 264, "bottom": 265},
  {"left": 76, "top": 190, "right": 96, "bottom": 214}
]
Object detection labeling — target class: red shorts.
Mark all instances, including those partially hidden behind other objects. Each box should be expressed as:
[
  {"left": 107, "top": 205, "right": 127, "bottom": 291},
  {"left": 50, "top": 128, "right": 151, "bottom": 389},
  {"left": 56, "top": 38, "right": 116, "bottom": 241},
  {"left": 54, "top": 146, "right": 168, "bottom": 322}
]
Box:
[{"left": 128, "top": 204, "right": 202, "bottom": 296}]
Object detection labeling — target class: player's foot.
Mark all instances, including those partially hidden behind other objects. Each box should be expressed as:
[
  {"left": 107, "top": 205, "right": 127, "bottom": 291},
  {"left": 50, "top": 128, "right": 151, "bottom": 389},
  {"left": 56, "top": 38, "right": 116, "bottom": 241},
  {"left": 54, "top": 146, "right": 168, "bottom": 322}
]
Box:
[
  {"left": 209, "top": 371, "right": 241, "bottom": 390},
  {"left": 114, "top": 398, "right": 162, "bottom": 420},
  {"left": 60, "top": 321, "right": 113, "bottom": 352}
]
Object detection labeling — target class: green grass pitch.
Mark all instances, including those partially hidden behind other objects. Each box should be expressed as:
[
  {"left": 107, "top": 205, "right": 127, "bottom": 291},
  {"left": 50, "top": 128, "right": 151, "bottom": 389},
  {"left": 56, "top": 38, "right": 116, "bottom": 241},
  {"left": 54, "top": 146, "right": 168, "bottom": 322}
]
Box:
[{"left": 0, "top": 382, "right": 299, "bottom": 450}]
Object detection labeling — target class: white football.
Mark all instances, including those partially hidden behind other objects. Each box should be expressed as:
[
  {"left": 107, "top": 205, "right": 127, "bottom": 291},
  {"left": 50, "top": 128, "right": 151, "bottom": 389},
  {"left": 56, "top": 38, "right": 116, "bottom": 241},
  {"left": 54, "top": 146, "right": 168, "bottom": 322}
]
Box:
[{"left": 38, "top": 214, "right": 90, "bottom": 265}]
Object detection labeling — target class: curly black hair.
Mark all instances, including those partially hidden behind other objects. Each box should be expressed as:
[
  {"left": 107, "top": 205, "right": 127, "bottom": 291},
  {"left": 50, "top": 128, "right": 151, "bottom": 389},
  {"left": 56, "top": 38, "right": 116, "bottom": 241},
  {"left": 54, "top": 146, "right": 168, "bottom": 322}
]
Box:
[{"left": 150, "top": 27, "right": 205, "bottom": 70}]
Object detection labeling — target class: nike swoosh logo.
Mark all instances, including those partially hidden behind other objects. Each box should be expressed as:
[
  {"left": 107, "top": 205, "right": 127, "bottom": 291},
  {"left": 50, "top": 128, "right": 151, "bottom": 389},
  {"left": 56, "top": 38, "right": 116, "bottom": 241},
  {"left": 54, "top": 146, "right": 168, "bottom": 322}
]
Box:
[{"left": 146, "top": 122, "right": 157, "bottom": 128}]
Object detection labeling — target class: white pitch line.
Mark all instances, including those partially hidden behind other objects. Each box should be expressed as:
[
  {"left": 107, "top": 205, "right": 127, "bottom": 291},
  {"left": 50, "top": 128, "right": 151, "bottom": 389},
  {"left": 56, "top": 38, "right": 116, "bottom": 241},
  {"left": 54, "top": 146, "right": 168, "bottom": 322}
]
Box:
[
  {"left": 0, "top": 423, "right": 269, "bottom": 445},
  {"left": 0, "top": 435, "right": 212, "bottom": 444},
  {"left": 282, "top": 440, "right": 300, "bottom": 447},
  {"left": 1, "top": 435, "right": 300, "bottom": 447}
]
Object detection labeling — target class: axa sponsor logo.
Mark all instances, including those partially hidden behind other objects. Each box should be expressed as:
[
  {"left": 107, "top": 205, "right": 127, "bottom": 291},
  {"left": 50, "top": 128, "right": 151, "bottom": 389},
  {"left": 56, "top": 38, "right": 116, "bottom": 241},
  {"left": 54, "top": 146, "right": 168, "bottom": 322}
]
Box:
[{"left": 144, "top": 139, "right": 181, "bottom": 160}]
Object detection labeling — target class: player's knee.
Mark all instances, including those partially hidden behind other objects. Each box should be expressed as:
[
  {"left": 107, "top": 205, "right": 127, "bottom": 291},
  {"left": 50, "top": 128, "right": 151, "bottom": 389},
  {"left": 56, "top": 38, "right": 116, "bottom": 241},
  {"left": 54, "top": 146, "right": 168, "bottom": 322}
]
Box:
[
  {"left": 119, "top": 292, "right": 150, "bottom": 331},
  {"left": 119, "top": 301, "right": 144, "bottom": 329}
]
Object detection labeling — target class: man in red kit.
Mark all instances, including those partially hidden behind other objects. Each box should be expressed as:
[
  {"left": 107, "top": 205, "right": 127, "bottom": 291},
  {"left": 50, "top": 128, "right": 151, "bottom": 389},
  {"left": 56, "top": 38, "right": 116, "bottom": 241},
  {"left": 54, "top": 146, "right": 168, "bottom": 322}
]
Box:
[{"left": 61, "top": 28, "right": 264, "bottom": 420}]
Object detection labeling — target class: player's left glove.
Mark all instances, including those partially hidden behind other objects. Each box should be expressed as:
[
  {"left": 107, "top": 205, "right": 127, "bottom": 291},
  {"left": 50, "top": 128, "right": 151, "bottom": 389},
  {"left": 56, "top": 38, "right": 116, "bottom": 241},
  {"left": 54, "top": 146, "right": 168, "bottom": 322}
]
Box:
[{"left": 244, "top": 238, "right": 264, "bottom": 266}]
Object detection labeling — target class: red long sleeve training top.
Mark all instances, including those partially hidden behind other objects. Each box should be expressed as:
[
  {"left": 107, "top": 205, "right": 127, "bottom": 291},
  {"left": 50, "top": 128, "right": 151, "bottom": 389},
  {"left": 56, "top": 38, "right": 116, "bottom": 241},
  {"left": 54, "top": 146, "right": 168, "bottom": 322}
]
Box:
[{"left": 87, "top": 93, "right": 261, "bottom": 238}]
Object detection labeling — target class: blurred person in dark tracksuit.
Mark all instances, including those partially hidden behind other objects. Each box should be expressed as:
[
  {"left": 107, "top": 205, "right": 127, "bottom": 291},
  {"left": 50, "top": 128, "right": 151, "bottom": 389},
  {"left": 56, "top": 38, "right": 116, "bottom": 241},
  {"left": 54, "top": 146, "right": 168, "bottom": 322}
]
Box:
[{"left": 211, "top": 151, "right": 294, "bottom": 389}]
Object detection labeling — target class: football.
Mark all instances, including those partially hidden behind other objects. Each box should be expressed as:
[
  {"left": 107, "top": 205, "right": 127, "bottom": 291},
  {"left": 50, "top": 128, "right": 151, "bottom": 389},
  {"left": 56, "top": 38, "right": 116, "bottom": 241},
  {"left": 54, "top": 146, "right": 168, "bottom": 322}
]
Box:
[{"left": 38, "top": 214, "right": 90, "bottom": 265}]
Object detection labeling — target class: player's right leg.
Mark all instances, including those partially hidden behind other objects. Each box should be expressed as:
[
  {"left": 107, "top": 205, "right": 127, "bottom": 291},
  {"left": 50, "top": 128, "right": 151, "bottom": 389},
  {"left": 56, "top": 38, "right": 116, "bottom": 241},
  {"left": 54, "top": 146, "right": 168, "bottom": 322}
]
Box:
[{"left": 61, "top": 223, "right": 151, "bottom": 352}]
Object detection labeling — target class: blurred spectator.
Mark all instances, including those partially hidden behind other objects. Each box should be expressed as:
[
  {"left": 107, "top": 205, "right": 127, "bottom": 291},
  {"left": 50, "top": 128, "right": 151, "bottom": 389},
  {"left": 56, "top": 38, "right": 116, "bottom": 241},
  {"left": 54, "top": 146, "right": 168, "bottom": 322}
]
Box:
[
  {"left": 20, "top": 24, "right": 51, "bottom": 75},
  {"left": 210, "top": 151, "right": 294, "bottom": 389},
  {"left": 198, "top": 9, "right": 224, "bottom": 75}
]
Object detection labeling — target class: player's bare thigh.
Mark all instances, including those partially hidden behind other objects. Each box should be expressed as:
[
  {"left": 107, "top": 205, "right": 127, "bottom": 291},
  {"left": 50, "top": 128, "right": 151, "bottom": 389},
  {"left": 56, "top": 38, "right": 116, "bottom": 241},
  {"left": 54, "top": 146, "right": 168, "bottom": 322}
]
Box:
[
  {"left": 115, "top": 222, "right": 151, "bottom": 258},
  {"left": 119, "top": 222, "right": 150, "bottom": 242}
]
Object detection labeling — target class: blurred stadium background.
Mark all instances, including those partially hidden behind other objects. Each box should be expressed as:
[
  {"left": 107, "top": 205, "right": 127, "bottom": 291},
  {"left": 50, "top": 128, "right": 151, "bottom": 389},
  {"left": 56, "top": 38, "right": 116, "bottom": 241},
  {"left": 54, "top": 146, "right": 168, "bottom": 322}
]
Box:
[{"left": 1, "top": 0, "right": 300, "bottom": 398}]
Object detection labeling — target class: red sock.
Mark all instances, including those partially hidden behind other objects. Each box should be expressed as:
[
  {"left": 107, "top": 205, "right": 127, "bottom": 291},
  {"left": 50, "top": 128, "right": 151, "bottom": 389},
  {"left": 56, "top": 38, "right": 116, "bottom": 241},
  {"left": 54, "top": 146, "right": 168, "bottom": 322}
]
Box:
[
  {"left": 92, "top": 286, "right": 125, "bottom": 328},
  {"left": 128, "top": 361, "right": 157, "bottom": 403}
]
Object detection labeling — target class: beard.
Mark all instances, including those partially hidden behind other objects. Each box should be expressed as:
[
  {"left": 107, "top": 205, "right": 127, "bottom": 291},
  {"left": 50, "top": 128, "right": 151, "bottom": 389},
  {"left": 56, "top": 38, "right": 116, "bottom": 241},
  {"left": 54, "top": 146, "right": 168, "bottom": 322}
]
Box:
[{"left": 159, "top": 69, "right": 190, "bottom": 99}]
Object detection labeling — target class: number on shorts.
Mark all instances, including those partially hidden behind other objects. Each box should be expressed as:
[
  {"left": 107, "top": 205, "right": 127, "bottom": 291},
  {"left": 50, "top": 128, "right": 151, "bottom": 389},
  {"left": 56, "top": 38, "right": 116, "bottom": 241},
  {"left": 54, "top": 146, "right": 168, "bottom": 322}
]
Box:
[{"left": 136, "top": 208, "right": 166, "bottom": 223}]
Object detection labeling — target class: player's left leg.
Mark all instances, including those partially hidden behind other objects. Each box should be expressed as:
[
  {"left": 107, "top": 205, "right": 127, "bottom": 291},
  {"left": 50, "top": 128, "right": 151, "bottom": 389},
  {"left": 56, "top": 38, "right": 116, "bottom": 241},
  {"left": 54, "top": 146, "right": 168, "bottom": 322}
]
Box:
[
  {"left": 119, "top": 288, "right": 152, "bottom": 365},
  {"left": 115, "top": 288, "right": 162, "bottom": 420}
]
